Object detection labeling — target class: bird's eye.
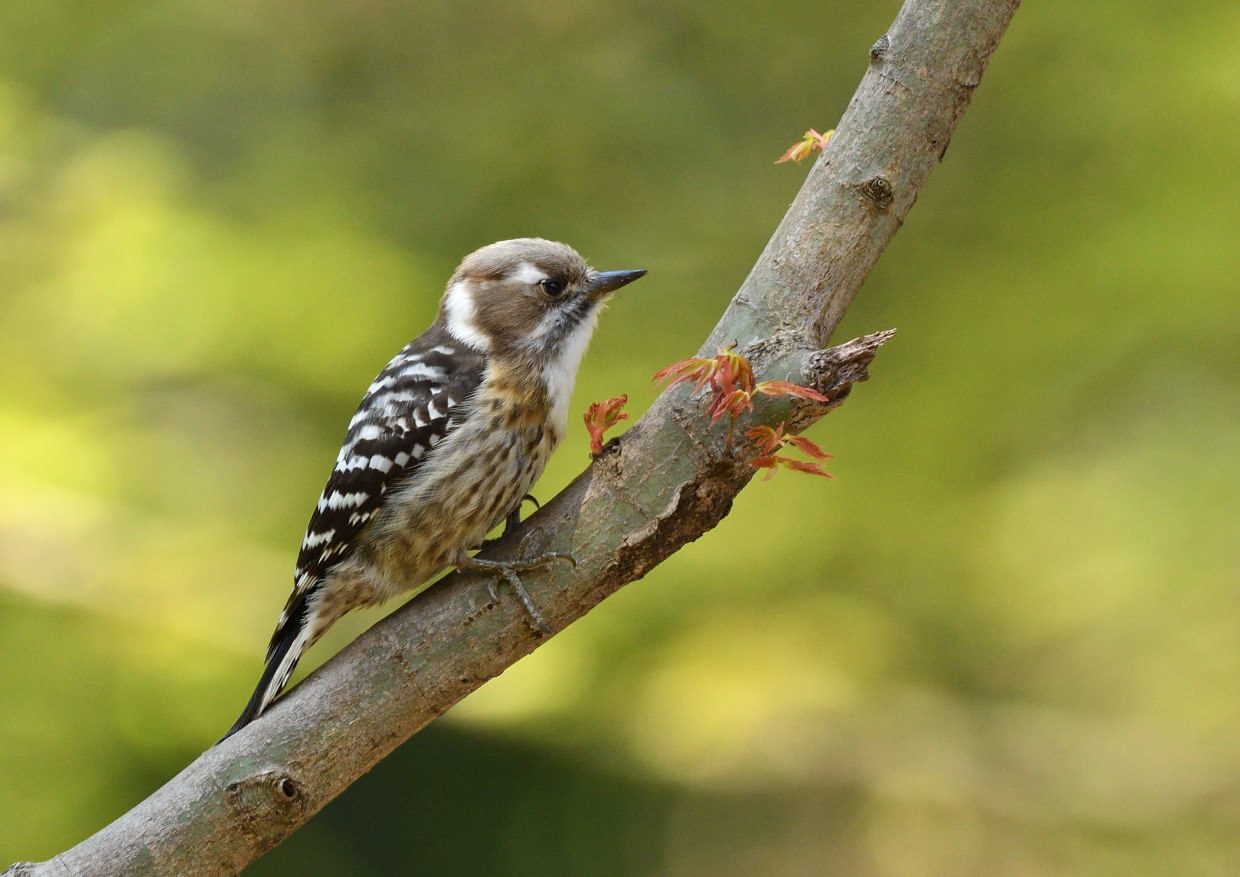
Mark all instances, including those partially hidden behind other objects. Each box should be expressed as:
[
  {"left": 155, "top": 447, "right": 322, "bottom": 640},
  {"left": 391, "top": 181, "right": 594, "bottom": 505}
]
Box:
[{"left": 538, "top": 278, "right": 565, "bottom": 298}]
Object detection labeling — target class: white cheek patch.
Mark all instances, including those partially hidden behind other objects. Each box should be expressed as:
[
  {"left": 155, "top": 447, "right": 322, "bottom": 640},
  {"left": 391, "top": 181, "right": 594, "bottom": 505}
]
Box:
[
  {"left": 443, "top": 280, "right": 491, "bottom": 352},
  {"left": 510, "top": 261, "right": 549, "bottom": 286}
]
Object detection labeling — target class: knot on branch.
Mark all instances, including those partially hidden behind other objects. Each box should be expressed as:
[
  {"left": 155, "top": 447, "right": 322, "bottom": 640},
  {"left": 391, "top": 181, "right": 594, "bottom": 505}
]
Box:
[
  {"left": 805, "top": 328, "right": 895, "bottom": 391},
  {"left": 225, "top": 770, "right": 308, "bottom": 824},
  {"left": 870, "top": 34, "right": 890, "bottom": 60},
  {"left": 857, "top": 176, "right": 895, "bottom": 209}
]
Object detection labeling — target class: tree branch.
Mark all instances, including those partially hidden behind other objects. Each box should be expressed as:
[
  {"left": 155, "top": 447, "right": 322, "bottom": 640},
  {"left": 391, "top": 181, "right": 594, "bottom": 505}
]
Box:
[{"left": 6, "top": 0, "right": 1019, "bottom": 873}]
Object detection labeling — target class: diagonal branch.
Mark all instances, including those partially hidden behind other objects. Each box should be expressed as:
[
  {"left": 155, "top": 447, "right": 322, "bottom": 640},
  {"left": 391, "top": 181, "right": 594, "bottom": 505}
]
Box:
[{"left": 5, "top": 0, "right": 1020, "bottom": 873}]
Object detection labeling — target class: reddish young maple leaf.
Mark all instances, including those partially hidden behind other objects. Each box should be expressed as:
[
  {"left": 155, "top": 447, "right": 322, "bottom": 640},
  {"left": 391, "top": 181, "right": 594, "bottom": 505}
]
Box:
[
  {"left": 583, "top": 395, "right": 629, "bottom": 457},
  {"left": 651, "top": 358, "right": 716, "bottom": 393},
  {"left": 748, "top": 454, "right": 835, "bottom": 481},
  {"left": 746, "top": 423, "right": 787, "bottom": 455},
  {"left": 784, "top": 434, "right": 833, "bottom": 461},
  {"left": 745, "top": 424, "right": 834, "bottom": 480},
  {"left": 754, "top": 380, "right": 830, "bottom": 403},
  {"left": 653, "top": 347, "right": 756, "bottom": 408},
  {"left": 656, "top": 348, "right": 832, "bottom": 451}
]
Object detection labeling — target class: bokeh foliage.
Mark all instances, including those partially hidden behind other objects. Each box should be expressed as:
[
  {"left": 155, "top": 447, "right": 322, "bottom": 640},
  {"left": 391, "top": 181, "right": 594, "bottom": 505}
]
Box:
[{"left": 2, "top": 0, "right": 1238, "bottom": 873}]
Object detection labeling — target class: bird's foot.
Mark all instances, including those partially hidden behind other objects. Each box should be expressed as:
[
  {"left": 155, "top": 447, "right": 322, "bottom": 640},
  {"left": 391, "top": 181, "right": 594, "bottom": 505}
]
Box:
[{"left": 455, "top": 551, "right": 575, "bottom": 635}]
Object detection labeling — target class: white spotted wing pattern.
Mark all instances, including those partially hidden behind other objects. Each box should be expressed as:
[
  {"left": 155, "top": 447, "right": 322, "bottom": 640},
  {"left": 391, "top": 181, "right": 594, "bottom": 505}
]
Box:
[{"left": 270, "top": 326, "right": 486, "bottom": 659}]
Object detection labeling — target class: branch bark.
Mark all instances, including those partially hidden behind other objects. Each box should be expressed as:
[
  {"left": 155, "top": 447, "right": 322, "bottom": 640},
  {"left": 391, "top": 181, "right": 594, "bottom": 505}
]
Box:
[{"left": 6, "top": 0, "right": 1019, "bottom": 873}]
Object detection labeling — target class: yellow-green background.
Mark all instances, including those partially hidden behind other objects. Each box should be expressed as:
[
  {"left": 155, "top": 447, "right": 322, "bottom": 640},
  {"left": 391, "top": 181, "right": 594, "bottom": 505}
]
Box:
[{"left": 2, "top": 0, "right": 1237, "bottom": 874}]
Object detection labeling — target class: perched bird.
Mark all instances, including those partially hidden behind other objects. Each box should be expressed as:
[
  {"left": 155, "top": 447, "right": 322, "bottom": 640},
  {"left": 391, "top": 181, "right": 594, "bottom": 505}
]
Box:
[{"left": 223, "top": 238, "right": 644, "bottom": 739}]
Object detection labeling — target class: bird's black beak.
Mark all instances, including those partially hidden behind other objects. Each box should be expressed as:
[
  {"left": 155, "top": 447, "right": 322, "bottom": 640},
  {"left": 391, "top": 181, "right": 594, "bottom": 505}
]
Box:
[{"left": 588, "top": 268, "right": 646, "bottom": 299}]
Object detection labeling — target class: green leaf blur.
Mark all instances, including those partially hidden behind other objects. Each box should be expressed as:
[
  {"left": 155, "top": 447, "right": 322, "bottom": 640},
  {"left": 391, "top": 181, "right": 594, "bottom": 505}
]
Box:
[{"left": 1, "top": 0, "right": 1237, "bottom": 873}]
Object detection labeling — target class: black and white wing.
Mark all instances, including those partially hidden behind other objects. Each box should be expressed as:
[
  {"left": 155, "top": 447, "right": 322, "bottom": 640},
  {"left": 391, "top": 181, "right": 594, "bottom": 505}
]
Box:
[
  {"left": 292, "top": 333, "right": 485, "bottom": 596},
  {"left": 222, "top": 324, "right": 484, "bottom": 739}
]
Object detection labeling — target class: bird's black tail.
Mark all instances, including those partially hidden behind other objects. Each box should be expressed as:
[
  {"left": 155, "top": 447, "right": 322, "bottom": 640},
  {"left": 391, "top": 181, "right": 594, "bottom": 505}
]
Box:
[{"left": 219, "top": 593, "right": 313, "bottom": 742}]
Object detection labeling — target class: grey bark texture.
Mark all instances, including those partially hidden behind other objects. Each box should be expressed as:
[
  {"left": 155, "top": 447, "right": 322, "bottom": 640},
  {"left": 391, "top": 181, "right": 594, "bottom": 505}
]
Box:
[{"left": 6, "top": 0, "right": 1020, "bottom": 873}]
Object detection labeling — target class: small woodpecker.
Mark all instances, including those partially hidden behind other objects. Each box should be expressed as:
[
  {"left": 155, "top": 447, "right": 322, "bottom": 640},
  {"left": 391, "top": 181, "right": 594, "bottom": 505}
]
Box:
[{"left": 223, "top": 238, "right": 644, "bottom": 739}]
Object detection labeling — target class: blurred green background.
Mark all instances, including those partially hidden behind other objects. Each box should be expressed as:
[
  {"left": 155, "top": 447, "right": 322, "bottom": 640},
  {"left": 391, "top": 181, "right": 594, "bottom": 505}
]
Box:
[{"left": 2, "top": 0, "right": 1237, "bottom": 873}]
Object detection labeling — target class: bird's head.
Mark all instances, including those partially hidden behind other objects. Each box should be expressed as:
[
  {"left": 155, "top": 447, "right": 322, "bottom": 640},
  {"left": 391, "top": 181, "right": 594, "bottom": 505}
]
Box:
[{"left": 439, "top": 238, "right": 645, "bottom": 361}]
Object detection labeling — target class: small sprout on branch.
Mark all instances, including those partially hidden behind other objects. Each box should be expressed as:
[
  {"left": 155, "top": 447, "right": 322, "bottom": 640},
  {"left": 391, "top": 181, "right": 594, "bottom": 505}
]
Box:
[
  {"left": 653, "top": 347, "right": 753, "bottom": 419},
  {"left": 582, "top": 349, "right": 836, "bottom": 479},
  {"left": 776, "top": 128, "right": 835, "bottom": 164},
  {"left": 583, "top": 394, "right": 629, "bottom": 456},
  {"left": 746, "top": 424, "right": 835, "bottom": 481},
  {"left": 655, "top": 347, "right": 754, "bottom": 447},
  {"left": 654, "top": 347, "right": 828, "bottom": 456}
]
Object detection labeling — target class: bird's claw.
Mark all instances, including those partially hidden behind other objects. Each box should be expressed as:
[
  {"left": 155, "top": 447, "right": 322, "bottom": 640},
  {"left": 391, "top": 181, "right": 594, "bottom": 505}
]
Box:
[{"left": 460, "top": 551, "right": 575, "bottom": 636}]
